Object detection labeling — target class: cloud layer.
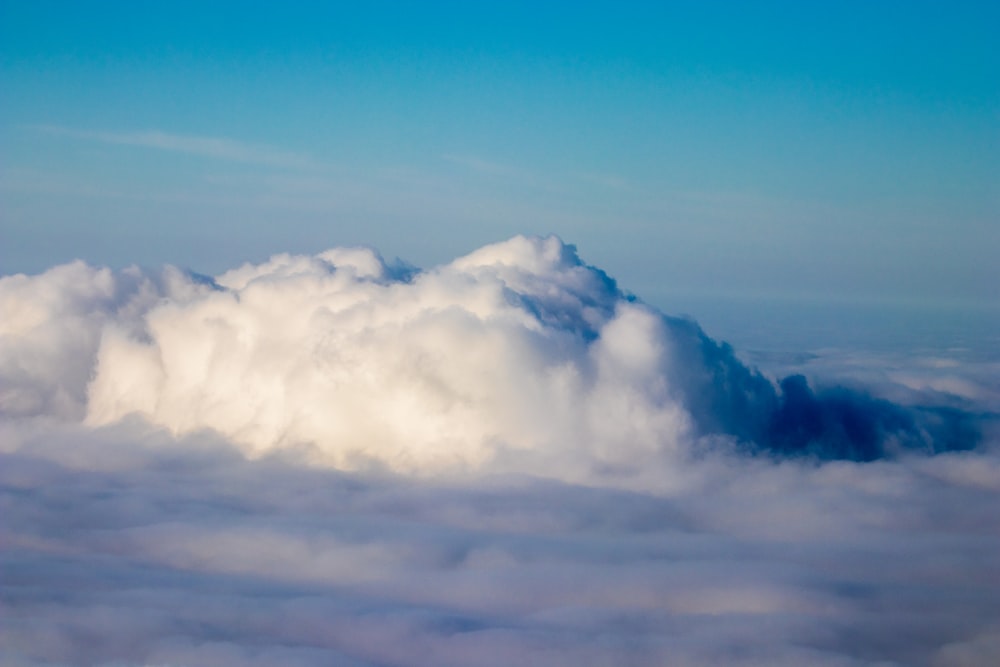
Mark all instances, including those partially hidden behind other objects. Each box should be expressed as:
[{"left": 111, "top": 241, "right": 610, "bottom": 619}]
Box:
[
  {"left": 3, "top": 422, "right": 999, "bottom": 666},
  {"left": 2, "top": 236, "right": 998, "bottom": 665}
]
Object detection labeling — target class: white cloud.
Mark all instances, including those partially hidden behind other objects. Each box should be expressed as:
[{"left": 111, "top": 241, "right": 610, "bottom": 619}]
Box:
[
  {"left": 74, "top": 236, "right": 706, "bottom": 483},
  {"left": 2, "top": 235, "right": 997, "bottom": 665},
  {"left": 0, "top": 261, "right": 215, "bottom": 420},
  {"left": 1, "top": 235, "right": 983, "bottom": 480}
]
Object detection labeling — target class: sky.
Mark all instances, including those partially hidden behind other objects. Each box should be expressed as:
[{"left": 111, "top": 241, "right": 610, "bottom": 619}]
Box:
[
  {"left": 2, "top": 0, "right": 998, "bottom": 306},
  {"left": 3, "top": 4, "right": 1000, "bottom": 666}
]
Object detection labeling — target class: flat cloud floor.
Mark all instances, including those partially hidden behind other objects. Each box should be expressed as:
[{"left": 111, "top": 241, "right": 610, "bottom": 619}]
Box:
[{"left": 3, "top": 423, "right": 1000, "bottom": 666}]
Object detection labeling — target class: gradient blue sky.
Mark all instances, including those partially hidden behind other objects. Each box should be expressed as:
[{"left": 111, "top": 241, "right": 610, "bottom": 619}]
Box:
[{"left": 2, "top": 1, "right": 997, "bottom": 307}]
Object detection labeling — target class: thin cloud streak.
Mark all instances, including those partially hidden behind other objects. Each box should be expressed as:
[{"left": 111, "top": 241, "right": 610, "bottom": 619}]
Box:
[{"left": 31, "top": 125, "right": 318, "bottom": 169}]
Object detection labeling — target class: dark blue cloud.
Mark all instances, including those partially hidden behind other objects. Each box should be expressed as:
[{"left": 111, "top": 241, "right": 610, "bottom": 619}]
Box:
[{"left": 657, "top": 314, "right": 983, "bottom": 461}]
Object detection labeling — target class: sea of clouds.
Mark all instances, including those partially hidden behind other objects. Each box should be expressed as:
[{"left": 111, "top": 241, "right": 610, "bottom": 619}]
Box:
[{"left": 2, "top": 235, "right": 998, "bottom": 666}]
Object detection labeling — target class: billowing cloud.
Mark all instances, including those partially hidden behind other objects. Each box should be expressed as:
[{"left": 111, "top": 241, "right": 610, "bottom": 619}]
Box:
[
  {"left": 1, "top": 236, "right": 997, "bottom": 665},
  {"left": 3, "top": 236, "right": 978, "bottom": 482}
]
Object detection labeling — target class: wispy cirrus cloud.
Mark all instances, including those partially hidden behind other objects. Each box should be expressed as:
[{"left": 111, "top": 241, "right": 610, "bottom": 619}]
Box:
[{"left": 30, "top": 125, "right": 318, "bottom": 169}]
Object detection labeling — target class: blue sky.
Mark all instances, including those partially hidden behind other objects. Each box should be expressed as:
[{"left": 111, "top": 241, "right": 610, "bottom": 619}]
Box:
[{"left": 2, "top": 1, "right": 997, "bottom": 306}]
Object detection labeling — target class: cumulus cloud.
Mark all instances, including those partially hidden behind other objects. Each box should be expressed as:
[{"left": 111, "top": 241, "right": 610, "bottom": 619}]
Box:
[
  {"left": 0, "top": 261, "right": 217, "bottom": 420},
  {"left": 4, "top": 235, "right": 978, "bottom": 483},
  {"left": 1, "top": 235, "right": 997, "bottom": 665}
]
